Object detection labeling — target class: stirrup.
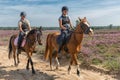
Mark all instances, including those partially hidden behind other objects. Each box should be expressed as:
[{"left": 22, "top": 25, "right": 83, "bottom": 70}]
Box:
[
  {"left": 58, "top": 44, "right": 63, "bottom": 53},
  {"left": 58, "top": 48, "right": 62, "bottom": 54}
]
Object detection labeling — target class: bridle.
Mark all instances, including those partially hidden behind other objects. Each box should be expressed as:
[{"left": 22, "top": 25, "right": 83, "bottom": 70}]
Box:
[
  {"left": 73, "top": 21, "right": 91, "bottom": 34},
  {"left": 26, "top": 29, "right": 42, "bottom": 45},
  {"left": 36, "top": 29, "right": 42, "bottom": 45}
]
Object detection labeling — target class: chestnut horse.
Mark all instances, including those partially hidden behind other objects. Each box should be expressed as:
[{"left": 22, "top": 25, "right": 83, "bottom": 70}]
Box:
[
  {"left": 44, "top": 17, "right": 94, "bottom": 76},
  {"left": 8, "top": 27, "right": 42, "bottom": 74}
]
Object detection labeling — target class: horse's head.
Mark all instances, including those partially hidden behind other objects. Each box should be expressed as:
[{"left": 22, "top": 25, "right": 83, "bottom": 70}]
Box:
[
  {"left": 27, "top": 27, "right": 42, "bottom": 45},
  {"left": 78, "top": 17, "right": 94, "bottom": 36},
  {"left": 27, "top": 29, "right": 37, "bottom": 39},
  {"left": 36, "top": 26, "right": 43, "bottom": 45}
]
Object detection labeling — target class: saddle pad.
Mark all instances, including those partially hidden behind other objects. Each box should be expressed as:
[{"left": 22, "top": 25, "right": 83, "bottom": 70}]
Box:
[{"left": 14, "top": 37, "right": 26, "bottom": 47}]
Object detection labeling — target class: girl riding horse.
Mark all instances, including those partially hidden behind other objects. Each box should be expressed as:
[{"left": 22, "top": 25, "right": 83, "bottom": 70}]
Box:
[
  {"left": 58, "top": 6, "right": 74, "bottom": 54},
  {"left": 44, "top": 17, "right": 94, "bottom": 76},
  {"left": 18, "top": 12, "right": 31, "bottom": 54},
  {"left": 8, "top": 12, "right": 42, "bottom": 74},
  {"left": 8, "top": 28, "right": 42, "bottom": 74}
]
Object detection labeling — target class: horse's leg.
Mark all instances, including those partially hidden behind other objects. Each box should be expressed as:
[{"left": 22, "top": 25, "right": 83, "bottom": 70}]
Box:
[
  {"left": 13, "top": 50, "right": 17, "bottom": 66},
  {"left": 55, "top": 57, "right": 60, "bottom": 70},
  {"left": 27, "top": 52, "right": 35, "bottom": 74},
  {"left": 53, "top": 51, "right": 60, "bottom": 70},
  {"left": 29, "top": 57, "right": 35, "bottom": 74},
  {"left": 49, "top": 53, "right": 52, "bottom": 70},
  {"left": 68, "top": 55, "right": 74, "bottom": 75},
  {"left": 26, "top": 59, "right": 30, "bottom": 70},
  {"left": 16, "top": 48, "right": 20, "bottom": 65},
  {"left": 73, "top": 53, "right": 80, "bottom": 76},
  {"left": 49, "top": 48, "right": 53, "bottom": 70},
  {"left": 17, "top": 53, "right": 20, "bottom": 64}
]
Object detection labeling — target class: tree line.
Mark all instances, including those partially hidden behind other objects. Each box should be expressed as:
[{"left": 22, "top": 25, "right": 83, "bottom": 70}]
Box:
[{"left": 0, "top": 26, "right": 120, "bottom": 30}]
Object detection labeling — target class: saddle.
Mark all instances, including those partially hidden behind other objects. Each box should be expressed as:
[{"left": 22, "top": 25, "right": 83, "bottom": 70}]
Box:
[
  {"left": 14, "top": 31, "right": 29, "bottom": 47},
  {"left": 58, "top": 30, "right": 72, "bottom": 43},
  {"left": 14, "top": 37, "right": 26, "bottom": 47}
]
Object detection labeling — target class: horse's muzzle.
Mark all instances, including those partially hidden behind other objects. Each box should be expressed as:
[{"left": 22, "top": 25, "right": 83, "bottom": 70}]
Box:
[
  {"left": 39, "top": 42, "right": 43, "bottom": 45},
  {"left": 89, "top": 28, "right": 94, "bottom": 36}
]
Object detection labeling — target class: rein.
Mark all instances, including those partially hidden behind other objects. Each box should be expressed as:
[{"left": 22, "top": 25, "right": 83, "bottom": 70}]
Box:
[
  {"left": 72, "top": 23, "right": 90, "bottom": 34},
  {"left": 26, "top": 30, "right": 38, "bottom": 47}
]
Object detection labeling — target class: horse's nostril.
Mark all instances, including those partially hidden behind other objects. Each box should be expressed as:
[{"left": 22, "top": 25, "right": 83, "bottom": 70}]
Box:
[{"left": 39, "top": 43, "right": 43, "bottom": 45}]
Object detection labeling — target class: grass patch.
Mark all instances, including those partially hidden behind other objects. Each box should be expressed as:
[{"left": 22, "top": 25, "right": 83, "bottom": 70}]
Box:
[
  {"left": 103, "top": 58, "right": 120, "bottom": 71},
  {"left": 1, "top": 38, "right": 9, "bottom": 41},
  {"left": 96, "top": 44, "right": 108, "bottom": 54},
  {"left": 92, "top": 58, "right": 102, "bottom": 65},
  {"left": 36, "top": 45, "right": 45, "bottom": 54}
]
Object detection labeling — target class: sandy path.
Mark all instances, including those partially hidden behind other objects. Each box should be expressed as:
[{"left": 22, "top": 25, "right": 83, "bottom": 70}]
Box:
[{"left": 0, "top": 46, "right": 117, "bottom": 80}]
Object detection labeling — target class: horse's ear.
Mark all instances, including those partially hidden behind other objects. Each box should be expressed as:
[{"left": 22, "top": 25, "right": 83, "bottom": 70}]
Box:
[
  {"left": 78, "top": 17, "right": 81, "bottom": 21},
  {"left": 39, "top": 26, "right": 42, "bottom": 31},
  {"left": 84, "top": 17, "right": 86, "bottom": 19}
]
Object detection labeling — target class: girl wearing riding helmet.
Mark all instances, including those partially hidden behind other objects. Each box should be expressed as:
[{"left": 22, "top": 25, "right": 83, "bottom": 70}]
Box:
[
  {"left": 17, "top": 12, "right": 31, "bottom": 53},
  {"left": 58, "top": 6, "right": 74, "bottom": 54}
]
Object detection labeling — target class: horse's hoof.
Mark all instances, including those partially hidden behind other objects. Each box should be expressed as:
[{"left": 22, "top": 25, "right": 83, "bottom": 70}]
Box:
[
  {"left": 56, "top": 66, "right": 59, "bottom": 70},
  {"left": 14, "top": 64, "right": 18, "bottom": 67},
  {"left": 68, "top": 69, "right": 71, "bottom": 75},
  {"left": 26, "top": 67, "right": 30, "bottom": 70},
  {"left": 68, "top": 66, "right": 71, "bottom": 75},
  {"left": 17, "top": 63, "right": 19, "bottom": 66},
  {"left": 77, "top": 69, "right": 80, "bottom": 76},
  {"left": 50, "top": 69, "right": 53, "bottom": 71},
  {"left": 26, "top": 66, "right": 30, "bottom": 70},
  {"left": 32, "top": 71, "right": 36, "bottom": 74},
  {"left": 68, "top": 71, "right": 70, "bottom": 75},
  {"left": 18, "top": 61, "right": 20, "bottom": 63},
  {"left": 15, "top": 64, "right": 18, "bottom": 67},
  {"left": 50, "top": 66, "right": 53, "bottom": 71}
]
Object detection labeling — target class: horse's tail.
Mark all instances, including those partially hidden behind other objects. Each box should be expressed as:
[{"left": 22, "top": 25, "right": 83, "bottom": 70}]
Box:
[
  {"left": 8, "top": 35, "right": 13, "bottom": 59},
  {"left": 44, "top": 34, "right": 51, "bottom": 61}
]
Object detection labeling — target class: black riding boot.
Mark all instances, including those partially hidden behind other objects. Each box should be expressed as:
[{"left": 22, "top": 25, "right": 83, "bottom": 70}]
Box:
[
  {"left": 58, "top": 30, "right": 66, "bottom": 54},
  {"left": 58, "top": 42, "right": 64, "bottom": 54},
  {"left": 17, "top": 33, "right": 24, "bottom": 54},
  {"left": 17, "top": 40, "right": 22, "bottom": 54}
]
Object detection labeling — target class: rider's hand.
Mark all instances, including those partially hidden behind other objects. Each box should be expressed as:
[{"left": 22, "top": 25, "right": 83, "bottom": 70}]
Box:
[
  {"left": 25, "top": 32, "right": 27, "bottom": 35},
  {"left": 71, "top": 27, "right": 75, "bottom": 30},
  {"left": 63, "top": 27, "right": 67, "bottom": 30},
  {"left": 22, "top": 32, "right": 26, "bottom": 35}
]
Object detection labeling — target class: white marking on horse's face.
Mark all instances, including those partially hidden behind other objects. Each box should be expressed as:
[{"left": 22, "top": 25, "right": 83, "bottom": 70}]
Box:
[
  {"left": 84, "top": 21, "right": 90, "bottom": 27},
  {"left": 89, "top": 28, "right": 94, "bottom": 36},
  {"left": 90, "top": 28, "right": 93, "bottom": 32}
]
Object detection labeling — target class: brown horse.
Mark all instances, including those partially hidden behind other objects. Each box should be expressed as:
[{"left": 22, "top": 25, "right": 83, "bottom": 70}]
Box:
[
  {"left": 44, "top": 17, "right": 94, "bottom": 76},
  {"left": 8, "top": 27, "right": 42, "bottom": 74}
]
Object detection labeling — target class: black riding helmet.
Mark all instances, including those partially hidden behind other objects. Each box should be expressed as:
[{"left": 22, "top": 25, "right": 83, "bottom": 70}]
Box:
[
  {"left": 62, "top": 6, "right": 68, "bottom": 11},
  {"left": 20, "top": 12, "right": 26, "bottom": 17}
]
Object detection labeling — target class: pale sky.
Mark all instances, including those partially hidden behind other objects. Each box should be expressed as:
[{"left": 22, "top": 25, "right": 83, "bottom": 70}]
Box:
[{"left": 0, "top": 0, "right": 120, "bottom": 27}]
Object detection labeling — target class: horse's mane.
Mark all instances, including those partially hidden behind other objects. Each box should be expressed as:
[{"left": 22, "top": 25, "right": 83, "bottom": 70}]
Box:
[{"left": 27, "top": 29, "right": 37, "bottom": 38}]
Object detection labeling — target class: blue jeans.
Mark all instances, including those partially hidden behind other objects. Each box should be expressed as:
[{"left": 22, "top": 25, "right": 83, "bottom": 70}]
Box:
[
  {"left": 18, "top": 32, "right": 25, "bottom": 49},
  {"left": 58, "top": 29, "right": 69, "bottom": 53}
]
